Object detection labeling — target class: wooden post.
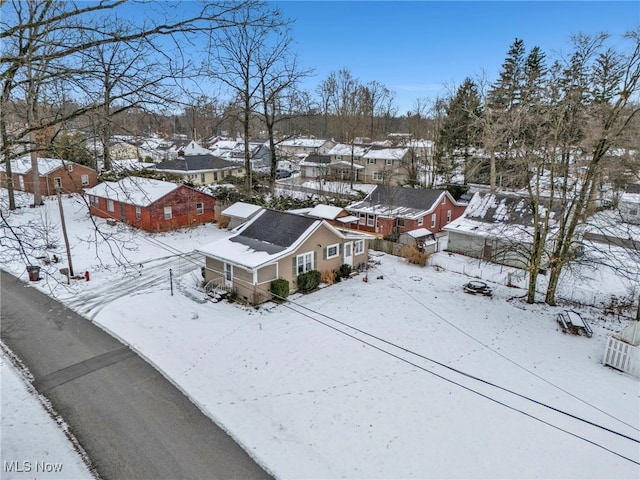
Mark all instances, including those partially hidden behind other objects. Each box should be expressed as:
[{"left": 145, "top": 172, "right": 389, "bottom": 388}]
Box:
[
  {"left": 57, "top": 189, "right": 74, "bottom": 276},
  {"left": 636, "top": 295, "right": 640, "bottom": 321}
]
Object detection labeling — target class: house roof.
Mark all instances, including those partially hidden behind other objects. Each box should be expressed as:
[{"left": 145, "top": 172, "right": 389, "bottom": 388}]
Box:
[
  {"left": 362, "top": 147, "right": 408, "bottom": 160},
  {"left": 221, "top": 201, "right": 263, "bottom": 219},
  {"left": 197, "top": 209, "right": 322, "bottom": 269},
  {"left": 85, "top": 177, "right": 180, "bottom": 207},
  {"left": 0, "top": 156, "right": 82, "bottom": 176},
  {"left": 301, "top": 154, "right": 331, "bottom": 165},
  {"left": 443, "top": 192, "right": 560, "bottom": 240},
  {"left": 155, "top": 154, "right": 240, "bottom": 173},
  {"left": 306, "top": 204, "right": 345, "bottom": 220},
  {"left": 347, "top": 185, "right": 451, "bottom": 219},
  {"left": 327, "top": 144, "right": 368, "bottom": 157}
]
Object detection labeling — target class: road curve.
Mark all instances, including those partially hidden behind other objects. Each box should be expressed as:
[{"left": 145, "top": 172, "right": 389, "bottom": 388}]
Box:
[{"left": 1, "top": 270, "right": 274, "bottom": 480}]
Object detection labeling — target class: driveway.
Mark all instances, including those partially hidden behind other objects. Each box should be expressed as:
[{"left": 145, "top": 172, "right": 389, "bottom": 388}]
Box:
[{"left": 1, "top": 270, "right": 273, "bottom": 480}]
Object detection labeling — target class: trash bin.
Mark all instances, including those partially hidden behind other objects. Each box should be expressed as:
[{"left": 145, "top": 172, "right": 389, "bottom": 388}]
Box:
[{"left": 27, "top": 265, "right": 40, "bottom": 281}]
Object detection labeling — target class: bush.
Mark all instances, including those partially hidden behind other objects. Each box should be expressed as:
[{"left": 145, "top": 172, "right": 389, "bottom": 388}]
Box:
[
  {"left": 337, "top": 263, "right": 352, "bottom": 279},
  {"left": 217, "top": 215, "right": 231, "bottom": 229},
  {"left": 401, "top": 245, "right": 428, "bottom": 267},
  {"left": 321, "top": 269, "right": 337, "bottom": 285},
  {"left": 296, "top": 270, "right": 321, "bottom": 292},
  {"left": 270, "top": 278, "right": 290, "bottom": 299}
]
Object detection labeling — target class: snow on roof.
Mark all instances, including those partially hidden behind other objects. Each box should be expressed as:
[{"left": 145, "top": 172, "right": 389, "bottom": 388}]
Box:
[
  {"left": 327, "top": 144, "right": 368, "bottom": 157},
  {"left": 1, "top": 156, "right": 68, "bottom": 175},
  {"left": 85, "top": 177, "right": 179, "bottom": 207},
  {"left": 221, "top": 202, "right": 263, "bottom": 219},
  {"left": 279, "top": 138, "right": 329, "bottom": 148},
  {"left": 362, "top": 147, "right": 408, "bottom": 160},
  {"left": 306, "top": 204, "right": 344, "bottom": 220},
  {"left": 405, "top": 227, "right": 432, "bottom": 238}
]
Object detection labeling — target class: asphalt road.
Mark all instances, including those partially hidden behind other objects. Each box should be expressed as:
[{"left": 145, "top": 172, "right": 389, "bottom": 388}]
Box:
[{"left": 1, "top": 270, "right": 274, "bottom": 480}]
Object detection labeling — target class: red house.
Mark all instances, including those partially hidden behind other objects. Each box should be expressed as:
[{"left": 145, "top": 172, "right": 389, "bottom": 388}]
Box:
[
  {"left": 85, "top": 177, "right": 215, "bottom": 232},
  {"left": 346, "top": 185, "right": 467, "bottom": 238},
  {"left": 0, "top": 156, "right": 98, "bottom": 195}
]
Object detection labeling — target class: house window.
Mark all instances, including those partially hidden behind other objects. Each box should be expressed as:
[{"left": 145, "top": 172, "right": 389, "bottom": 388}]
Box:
[
  {"left": 107, "top": 199, "right": 115, "bottom": 212},
  {"left": 418, "top": 217, "right": 423, "bottom": 226},
  {"left": 196, "top": 202, "right": 204, "bottom": 215},
  {"left": 164, "top": 206, "right": 172, "bottom": 219},
  {"left": 90, "top": 195, "right": 99, "bottom": 207},
  {"left": 431, "top": 213, "right": 437, "bottom": 228},
  {"left": 225, "top": 263, "right": 232, "bottom": 282},
  {"left": 201, "top": 173, "right": 206, "bottom": 184},
  {"left": 373, "top": 171, "right": 383, "bottom": 181},
  {"left": 81, "top": 174, "right": 89, "bottom": 186},
  {"left": 326, "top": 243, "right": 340, "bottom": 259},
  {"left": 135, "top": 206, "right": 141, "bottom": 219},
  {"left": 359, "top": 212, "right": 366, "bottom": 225},
  {"left": 397, "top": 218, "right": 405, "bottom": 227},
  {"left": 367, "top": 214, "right": 375, "bottom": 227},
  {"left": 354, "top": 239, "right": 364, "bottom": 255},
  {"left": 447, "top": 209, "right": 452, "bottom": 222},
  {"left": 441, "top": 196, "right": 446, "bottom": 204},
  {"left": 386, "top": 158, "right": 393, "bottom": 166},
  {"left": 214, "top": 172, "right": 218, "bottom": 181},
  {"left": 296, "top": 251, "right": 314, "bottom": 274},
  {"left": 367, "top": 158, "right": 376, "bottom": 164},
  {"left": 54, "top": 177, "right": 62, "bottom": 189}
]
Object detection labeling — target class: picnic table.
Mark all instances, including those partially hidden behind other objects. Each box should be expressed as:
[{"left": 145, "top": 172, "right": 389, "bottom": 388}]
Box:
[{"left": 556, "top": 310, "right": 593, "bottom": 337}]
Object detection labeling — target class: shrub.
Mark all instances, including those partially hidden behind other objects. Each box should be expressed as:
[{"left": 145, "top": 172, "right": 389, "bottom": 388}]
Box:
[
  {"left": 401, "top": 244, "right": 428, "bottom": 267},
  {"left": 296, "top": 270, "right": 321, "bottom": 292},
  {"left": 337, "top": 263, "right": 352, "bottom": 279},
  {"left": 270, "top": 278, "right": 290, "bottom": 299},
  {"left": 217, "top": 215, "right": 231, "bottom": 229},
  {"left": 321, "top": 269, "right": 337, "bottom": 285}
]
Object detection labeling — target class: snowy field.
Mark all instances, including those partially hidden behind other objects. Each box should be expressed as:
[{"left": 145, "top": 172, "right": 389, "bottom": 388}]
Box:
[{"left": 1, "top": 190, "right": 639, "bottom": 479}]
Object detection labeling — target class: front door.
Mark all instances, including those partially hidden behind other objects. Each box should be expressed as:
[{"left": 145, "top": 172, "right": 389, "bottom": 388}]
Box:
[
  {"left": 120, "top": 203, "right": 126, "bottom": 221},
  {"left": 224, "top": 263, "right": 233, "bottom": 288},
  {"left": 343, "top": 242, "right": 353, "bottom": 267}
]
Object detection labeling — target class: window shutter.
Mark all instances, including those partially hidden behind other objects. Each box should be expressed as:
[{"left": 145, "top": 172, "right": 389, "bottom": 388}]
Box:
[
  {"left": 323, "top": 247, "right": 327, "bottom": 260},
  {"left": 292, "top": 257, "right": 297, "bottom": 277},
  {"left": 313, "top": 252, "right": 317, "bottom": 270}
]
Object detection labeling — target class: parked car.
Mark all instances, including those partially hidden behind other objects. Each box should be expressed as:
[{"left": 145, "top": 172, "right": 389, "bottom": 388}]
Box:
[{"left": 275, "top": 169, "right": 292, "bottom": 179}]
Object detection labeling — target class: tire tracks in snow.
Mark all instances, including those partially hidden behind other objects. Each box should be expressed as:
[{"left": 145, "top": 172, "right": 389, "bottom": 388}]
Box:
[{"left": 66, "top": 252, "right": 202, "bottom": 319}]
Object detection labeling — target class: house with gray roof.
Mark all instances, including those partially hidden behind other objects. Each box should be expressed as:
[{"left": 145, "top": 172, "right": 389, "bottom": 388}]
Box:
[
  {"left": 346, "top": 185, "right": 466, "bottom": 239},
  {"left": 154, "top": 154, "right": 244, "bottom": 185},
  {"left": 197, "top": 208, "right": 373, "bottom": 304},
  {"left": 443, "top": 191, "right": 564, "bottom": 268}
]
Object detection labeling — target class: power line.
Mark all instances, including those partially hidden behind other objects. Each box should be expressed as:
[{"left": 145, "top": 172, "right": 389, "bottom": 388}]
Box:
[
  {"left": 374, "top": 264, "right": 639, "bottom": 433},
  {"left": 279, "top": 301, "right": 640, "bottom": 467}
]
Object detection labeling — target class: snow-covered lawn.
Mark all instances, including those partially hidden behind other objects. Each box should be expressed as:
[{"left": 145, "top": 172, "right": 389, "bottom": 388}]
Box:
[{"left": 1, "top": 190, "right": 639, "bottom": 478}]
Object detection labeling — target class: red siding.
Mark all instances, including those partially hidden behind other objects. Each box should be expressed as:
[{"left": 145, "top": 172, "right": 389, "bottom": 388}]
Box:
[
  {"left": 88, "top": 185, "right": 216, "bottom": 232},
  {"left": 1, "top": 164, "right": 98, "bottom": 195}
]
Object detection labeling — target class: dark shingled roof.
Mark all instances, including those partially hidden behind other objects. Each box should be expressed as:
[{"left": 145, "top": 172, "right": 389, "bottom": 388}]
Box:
[
  {"left": 230, "top": 209, "right": 319, "bottom": 254},
  {"left": 465, "top": 192, "right": 562, "bottom": 226},
  {"left": 305, "top": 154, "right": 331, "bottom": 164},
  {"left": 359, "top": 185, "right": 446, "bottom": 211},
  {"left": 626, "top": 183, "right": 640, "bottom": 194},
  {"left": 155, "top": 154, "right": 239, "bottom": 171}
]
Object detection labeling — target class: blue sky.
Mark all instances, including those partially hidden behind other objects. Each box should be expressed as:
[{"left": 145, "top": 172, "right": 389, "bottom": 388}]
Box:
[{"left": 274, "top": 1, "right": 640, "bottom": 113}]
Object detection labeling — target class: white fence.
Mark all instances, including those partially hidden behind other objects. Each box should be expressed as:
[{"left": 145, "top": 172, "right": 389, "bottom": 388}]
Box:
[{"left": 603, "top": 336, "right": 639, "bottom": 377}]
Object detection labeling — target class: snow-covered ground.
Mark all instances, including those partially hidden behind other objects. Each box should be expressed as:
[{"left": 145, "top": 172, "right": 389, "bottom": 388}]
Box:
[
  {"left": 1, "top": 190, "right": 639, "bottom": 479},
  {"left": 1, "top": 345, "right": 95, "bottom": 479}
]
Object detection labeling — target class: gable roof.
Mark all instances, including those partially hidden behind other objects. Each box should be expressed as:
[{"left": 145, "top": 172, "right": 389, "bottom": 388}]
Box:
[
  {"left": 85, "top": 177, "right": 181, "bottom": 207},
  {"left": 443, "top": 192, "right": 561, "bottom": 239},
  {"left": 347, "top": 185, "right": 452, "bottom": 219},
  {"left": 155, "top": 154, "right": 240, "bottom": 173},
  {"left": 306, "top": 204, "right": 346, "bottom": 220},
  {"left": 301, "top": 154, "right": 331, "bottom": 165},
  {"left": 230, "top": 209, "right": 319, "bottom": 255},
  {"left": 221, "top": 201, "right": 263, "bottom": 219},
  {"left": 0, "top": 156, "right": 86, "bottom": 176}
]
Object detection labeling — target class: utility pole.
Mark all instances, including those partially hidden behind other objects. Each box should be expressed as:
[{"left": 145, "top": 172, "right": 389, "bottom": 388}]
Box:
[{"left": 56, "top": 189, "right": 74, "bottom": 276}]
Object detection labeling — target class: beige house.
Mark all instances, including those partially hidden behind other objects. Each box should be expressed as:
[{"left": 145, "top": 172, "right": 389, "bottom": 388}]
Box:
[
  {"left": 361, "top": 146, "right": 410, "bottom": 185},
  {"left": 197, "top": 209, "right": 373, "bottom": 305},
  {"left": 154, "top": 154, "right": 244, "bottom": 185}
]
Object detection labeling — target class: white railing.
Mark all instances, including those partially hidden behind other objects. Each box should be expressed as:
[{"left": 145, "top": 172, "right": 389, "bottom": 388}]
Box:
[{"left": 603, "top": 336, "right": 639, "bottom": 377}]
